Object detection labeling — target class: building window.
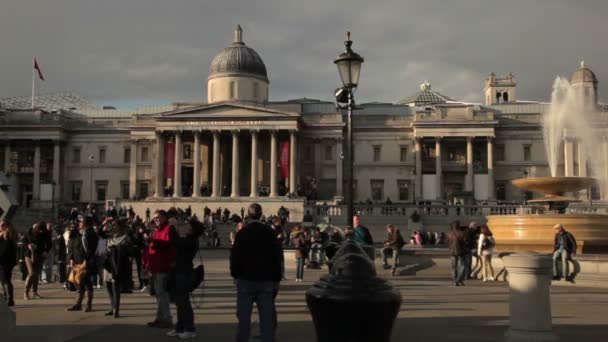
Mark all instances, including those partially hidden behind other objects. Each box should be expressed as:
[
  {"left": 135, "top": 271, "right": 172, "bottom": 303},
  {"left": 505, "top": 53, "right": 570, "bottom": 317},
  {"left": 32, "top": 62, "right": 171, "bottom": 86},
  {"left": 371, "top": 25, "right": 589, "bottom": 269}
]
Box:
[
  {"left": 98, "top": 147, "right": 106, "bottom": 164},
  {"left": 70, "top": 181, "right": 82, "bottom": 202},
  {"left": 370, "top": 179, "right": 384, "bottom": 201},
  {"left": 523, "top": 144, "right": 532, "bottom": 161},
  {"left": 182, "top": 144, "right": 192, "bottom": 160},
  {"left": 324, "top": 145, "right": 333, "bottom": 161},
  {"left": 124, "top": 147, "right": 131, "bottom": 163},
  {"left": 230, "top": 81, "right": 236, "bottom": 99},
  {"left": 120, "top": 181, "right": 129, "bottom": 199},
  {"left": 138, "top": 181, "right": 149, "bottom": 199},
  {"left": 400, "top": 146, "right": 408, "bottom": 162},
  {"left": 496, "top": 181, "right": 506, "bottom": 201},
  {"left": 72, "top": 147, "right": 81, "bottom": 164},
  {"left": 95, "top": 181, "right": 108, "bottom": 201},
  {"left": 495, "top": 144, "right": 505, "bottom": 161},
  {"left": 397, "top": 180, "right": 410, "bottom": 201},
  {"left": 253, "top": 82, "right": 259, "bottom": 99},
  {"left": 373, "top": 145, "right": 381, "bottom": 162},
  {"left": 141, "top": 146, "right": 149, "bottom": 162},
  {"left": 503, "top": 92, "right": 509, "bottom": 102}
]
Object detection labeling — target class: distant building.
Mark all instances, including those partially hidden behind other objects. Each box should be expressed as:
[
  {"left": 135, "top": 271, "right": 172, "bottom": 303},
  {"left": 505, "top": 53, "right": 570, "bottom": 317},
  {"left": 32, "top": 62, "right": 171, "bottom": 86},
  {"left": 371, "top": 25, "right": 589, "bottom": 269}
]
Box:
[{"left": 1, "top": 26, "right": 607, "bottom": 211}]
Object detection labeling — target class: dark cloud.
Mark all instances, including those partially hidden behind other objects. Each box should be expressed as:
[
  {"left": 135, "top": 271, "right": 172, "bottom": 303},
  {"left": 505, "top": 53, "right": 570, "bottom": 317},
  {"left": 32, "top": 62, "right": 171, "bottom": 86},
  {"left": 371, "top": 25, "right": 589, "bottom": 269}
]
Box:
[{"left": 1, "top": 0, "right": 607, "bottom": 107}]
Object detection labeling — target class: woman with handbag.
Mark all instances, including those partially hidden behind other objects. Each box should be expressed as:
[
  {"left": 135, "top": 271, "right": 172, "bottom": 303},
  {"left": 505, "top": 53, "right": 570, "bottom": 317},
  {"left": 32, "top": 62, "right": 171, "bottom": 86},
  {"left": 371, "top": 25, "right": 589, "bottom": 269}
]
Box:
[
  {"left": 66, "top": 216, "right": 99, "bottom": 312},
  {"left": 24, "top": 221, "right": 50, "bottom": 300},
  {"left": 104, "top": 220, "right": 132, "bottom": 318},
  {"left": 0, "top": 220, "right": 17, "bottom": 307}
]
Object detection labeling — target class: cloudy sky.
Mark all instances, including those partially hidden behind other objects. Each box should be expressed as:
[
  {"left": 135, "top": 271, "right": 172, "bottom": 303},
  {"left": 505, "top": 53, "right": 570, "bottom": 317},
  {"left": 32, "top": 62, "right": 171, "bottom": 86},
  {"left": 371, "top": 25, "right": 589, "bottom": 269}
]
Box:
[{"left": 1, "top": 0, "right": 606, "bottom": 108}]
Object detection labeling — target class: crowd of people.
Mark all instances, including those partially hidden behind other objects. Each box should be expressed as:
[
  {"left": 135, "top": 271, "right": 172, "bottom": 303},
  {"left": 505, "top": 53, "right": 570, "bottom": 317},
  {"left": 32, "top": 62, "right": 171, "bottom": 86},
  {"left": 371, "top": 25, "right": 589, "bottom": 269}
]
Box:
[{"left": 0, "top": 201, "right": 580, "bottom": 341}]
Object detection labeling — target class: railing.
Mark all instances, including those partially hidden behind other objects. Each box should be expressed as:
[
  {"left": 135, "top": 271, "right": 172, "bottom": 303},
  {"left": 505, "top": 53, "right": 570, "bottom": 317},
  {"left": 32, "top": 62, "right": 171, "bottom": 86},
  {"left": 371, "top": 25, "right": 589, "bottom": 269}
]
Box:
[{"left": 307, "top": 204, "right": 558, "bottom": 220}]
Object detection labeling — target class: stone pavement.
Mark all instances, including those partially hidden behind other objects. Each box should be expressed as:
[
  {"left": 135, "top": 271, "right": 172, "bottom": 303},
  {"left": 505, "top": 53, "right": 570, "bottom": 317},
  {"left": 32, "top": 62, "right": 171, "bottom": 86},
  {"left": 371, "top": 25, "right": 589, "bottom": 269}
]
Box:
[{"left": 9, "top": 250, "right": 608, "bottom": 341}]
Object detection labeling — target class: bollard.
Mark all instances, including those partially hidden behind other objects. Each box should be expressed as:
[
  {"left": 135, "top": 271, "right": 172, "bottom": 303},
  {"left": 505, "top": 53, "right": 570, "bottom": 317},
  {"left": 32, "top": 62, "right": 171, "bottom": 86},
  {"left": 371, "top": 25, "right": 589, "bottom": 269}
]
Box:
[
  {"left": 306, "top": 241, "right": 401, "bottom": 342},
  {"left": 502, "top": 251, "right": 559, "bottom": 342},
  {"left": 0, "top": 300, "right": 16, "bottom": 342}
]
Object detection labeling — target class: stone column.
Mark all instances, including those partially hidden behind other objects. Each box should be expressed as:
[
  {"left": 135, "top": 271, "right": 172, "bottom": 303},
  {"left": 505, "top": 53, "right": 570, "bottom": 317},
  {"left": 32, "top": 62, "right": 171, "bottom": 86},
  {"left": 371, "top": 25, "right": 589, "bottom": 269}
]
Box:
[
  {"left": 415, "top": 138, "right": 422, "bottom": 200},
  {"left": 33, "top": 141, "right": 41, "bottom": 200},
  {"left": 269, "top": 130, "right": 278, "bottom": 197},
  {"left": 211, "top": 131, "right": 221, "bottom": 197},
  {"left": 502, "top": 252, "right": 558, "bottom": 342},
  {"left": 192, "top": 131, "right": 201, "bottom": 197},
  {"left": 289, "top": 130, "right": 297, "bottom": 194},
  {"left": 314, "top": 139, "right": 322, "bottom": 183},
  {"left": 53, "top": 141, "right": 61, "bottom": 200},
  {"left": 154, "top": 132, "right": 164, "bottom": 198},
  {"left": 435, "top": 137, "right": 442, "bottom": 200},
  {"left": 577, "top": 140, "right": 586, "bottom": 177},
  {"left": 564, "top": 137, "right": 574, "bottom": 177},
  {"left": 487, "top": 137, "right": 495, "bottom": 200},
  {"left": 173, "top": 132, "right": 182, "bottom": 197},
  {"left": 231, "top": 131, "right": 240, "bottom": 198},
  {"left": 250, "top": 130, "right": 259, "bottom": 197},
  {"left": 465, "top": 136, "right": 474, "bottom": 192},
  {"left": 336, "top": 138, "right": 343, "bottom": 197},
  {"left": 3, "top": 143, "right": 10, "bottom": 173},
  {"left": 129, "top": 139, "right": 137, "bottom": 199}
]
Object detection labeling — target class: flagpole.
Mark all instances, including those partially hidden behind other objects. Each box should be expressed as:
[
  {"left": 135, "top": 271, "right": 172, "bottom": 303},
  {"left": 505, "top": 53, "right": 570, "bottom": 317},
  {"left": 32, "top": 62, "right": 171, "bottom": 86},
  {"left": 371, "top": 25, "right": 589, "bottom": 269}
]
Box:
[{"left": 31, "top": 58, "right": 35, "bottom": 110}]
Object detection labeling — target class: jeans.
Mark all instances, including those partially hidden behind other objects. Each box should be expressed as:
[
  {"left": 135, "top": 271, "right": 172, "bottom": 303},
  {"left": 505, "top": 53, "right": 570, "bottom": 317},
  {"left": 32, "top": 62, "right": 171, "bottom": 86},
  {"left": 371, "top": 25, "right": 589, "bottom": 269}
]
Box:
[
  {"left": 153, "top": 272, "right": 172, "bottom": 323},
  {"left": 42, "top": 250, "right": 55, "bottom": 282},
  {"left": 463, "top": 252, "right": 473, "bottom": 278},
  {"left": 0, "top": 265, "right": 14, "bottom": 305},
  {"left": 553, "top": 248, "right": 569, "bottom": 278},
  {"left": 236, "top": 279, "right": 276, "bottom": 342},
  {"left": 174, "top": 272, "right": 195, "bottom": 333},
  {"left": 296, "top": 258, "right": 305, "bottom": 280},
  {"left": 106, "top": 281, "right": 121, "bottom": 315},
  {"left": 25, "top": 256, "right": 44, "bottom": 295},
  {"left": 451, "top": 255, "right": 466, "bottom": 283},
  {"left": 381, "top": 246, "right": 400, "bottom": 269}
]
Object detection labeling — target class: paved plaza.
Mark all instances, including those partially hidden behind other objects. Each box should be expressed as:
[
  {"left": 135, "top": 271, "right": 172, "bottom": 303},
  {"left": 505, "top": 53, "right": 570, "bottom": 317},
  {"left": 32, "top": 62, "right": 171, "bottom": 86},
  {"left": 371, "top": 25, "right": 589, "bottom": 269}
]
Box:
[{"left": 9, "top": 250, "right": 608, "bottom": 342}]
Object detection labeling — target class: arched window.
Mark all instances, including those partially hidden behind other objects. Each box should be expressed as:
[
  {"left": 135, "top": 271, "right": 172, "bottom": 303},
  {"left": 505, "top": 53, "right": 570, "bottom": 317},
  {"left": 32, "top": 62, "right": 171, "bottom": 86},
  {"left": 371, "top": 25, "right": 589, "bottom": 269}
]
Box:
[
  {"left": 253, "top": 82, "right": 259, "bottom": 99},
  {"left": 230, "top": 81, "right": 236, "bottom": 99},
  {"left": 496, "top": 91, "right": 502, "bottom": 103},
  {"left": 502, "top": 92, "right": 509, "bottom": 102}
]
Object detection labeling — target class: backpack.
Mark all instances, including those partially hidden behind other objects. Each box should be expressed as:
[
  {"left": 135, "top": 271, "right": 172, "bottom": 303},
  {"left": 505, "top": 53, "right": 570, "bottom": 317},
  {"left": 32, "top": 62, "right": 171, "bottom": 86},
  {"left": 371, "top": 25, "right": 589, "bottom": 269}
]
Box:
[{"left": 483, "top": 236, "right": 495, "bottom": 249}]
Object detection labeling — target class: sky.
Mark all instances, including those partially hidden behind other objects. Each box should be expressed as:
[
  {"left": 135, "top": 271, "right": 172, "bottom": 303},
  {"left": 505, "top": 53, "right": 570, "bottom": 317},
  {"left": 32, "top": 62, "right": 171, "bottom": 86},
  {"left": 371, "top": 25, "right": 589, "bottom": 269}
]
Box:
[{"left": 1, "top": 0, "right": 607, "bottom": 108}]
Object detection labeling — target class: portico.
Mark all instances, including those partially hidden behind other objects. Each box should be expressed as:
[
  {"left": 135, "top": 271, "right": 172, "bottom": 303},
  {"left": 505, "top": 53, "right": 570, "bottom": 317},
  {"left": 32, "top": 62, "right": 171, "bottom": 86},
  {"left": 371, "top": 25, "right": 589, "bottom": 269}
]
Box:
[{"left": 149, "top": 102, "right": 300, "bottom": 200}]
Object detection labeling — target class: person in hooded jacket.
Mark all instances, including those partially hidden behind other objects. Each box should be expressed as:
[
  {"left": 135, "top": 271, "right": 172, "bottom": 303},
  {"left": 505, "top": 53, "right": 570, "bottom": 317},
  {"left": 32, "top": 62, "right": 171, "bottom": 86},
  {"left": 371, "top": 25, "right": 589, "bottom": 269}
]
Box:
[
  {"left": 0, "top": 220, "right": 17, "bottom": 307},
  {"left": 104, "top": 220, "right": 133, "bottom": 318}
]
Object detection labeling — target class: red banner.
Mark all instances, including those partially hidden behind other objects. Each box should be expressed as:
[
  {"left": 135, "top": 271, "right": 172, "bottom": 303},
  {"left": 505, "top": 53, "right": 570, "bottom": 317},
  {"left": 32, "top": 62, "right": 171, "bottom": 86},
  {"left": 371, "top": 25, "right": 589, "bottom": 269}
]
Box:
[
  {"left": 164, "top": 141, "right": 175, "bottom": 180},
  {"left": 279, "top": 141, "right": 290, "bottom": 179}
]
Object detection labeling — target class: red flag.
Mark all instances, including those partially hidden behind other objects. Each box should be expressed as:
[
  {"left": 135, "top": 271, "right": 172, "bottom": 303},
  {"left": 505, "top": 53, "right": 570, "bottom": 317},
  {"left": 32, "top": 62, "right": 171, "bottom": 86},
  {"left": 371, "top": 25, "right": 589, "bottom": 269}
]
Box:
[
  {"left": 279, "top": 142, "right": 290, "bottom": 179},
  {"left": 34, "top": 58, "right": 45, "bottom": 81}
]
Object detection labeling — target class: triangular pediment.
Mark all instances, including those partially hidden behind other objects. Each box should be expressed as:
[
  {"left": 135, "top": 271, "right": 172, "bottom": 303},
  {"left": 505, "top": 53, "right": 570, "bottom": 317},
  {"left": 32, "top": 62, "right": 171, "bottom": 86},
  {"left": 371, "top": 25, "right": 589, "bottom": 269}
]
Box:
[{"left": 156, "top": 102, "right": 299, "bottom": 120}]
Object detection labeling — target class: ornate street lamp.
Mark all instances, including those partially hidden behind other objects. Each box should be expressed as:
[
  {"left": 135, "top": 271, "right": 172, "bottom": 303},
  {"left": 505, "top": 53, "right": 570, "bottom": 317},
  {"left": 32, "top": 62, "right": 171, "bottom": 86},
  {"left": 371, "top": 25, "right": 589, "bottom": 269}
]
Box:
[{"left": 334, "top": 32, "right": 364, "bottom": 228}]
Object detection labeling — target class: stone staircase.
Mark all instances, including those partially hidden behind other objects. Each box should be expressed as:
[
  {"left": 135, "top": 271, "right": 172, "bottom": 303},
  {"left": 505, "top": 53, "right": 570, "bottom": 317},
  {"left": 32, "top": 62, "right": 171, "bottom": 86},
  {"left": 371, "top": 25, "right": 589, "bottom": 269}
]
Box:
[{"left": 11, "top": 207, "right": 55, "bottom": 232}]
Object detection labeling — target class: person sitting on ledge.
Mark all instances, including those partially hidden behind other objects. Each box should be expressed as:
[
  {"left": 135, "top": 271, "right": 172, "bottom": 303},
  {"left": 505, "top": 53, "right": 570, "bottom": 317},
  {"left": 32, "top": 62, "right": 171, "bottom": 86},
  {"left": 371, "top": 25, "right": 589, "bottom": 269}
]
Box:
[{"left": 552, "top": 224, "right": 577, "bottom": 282}]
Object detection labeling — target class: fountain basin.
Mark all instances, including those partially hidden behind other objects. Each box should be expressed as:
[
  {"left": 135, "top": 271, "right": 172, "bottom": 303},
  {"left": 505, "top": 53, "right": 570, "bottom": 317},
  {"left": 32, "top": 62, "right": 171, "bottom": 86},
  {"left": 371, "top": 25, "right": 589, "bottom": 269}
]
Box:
[
  {"left": 488, "top": 214, "right": 608, "bottom": 254},
  {"left": 512, "top": 176, "right": 595, "bottom": 196}
]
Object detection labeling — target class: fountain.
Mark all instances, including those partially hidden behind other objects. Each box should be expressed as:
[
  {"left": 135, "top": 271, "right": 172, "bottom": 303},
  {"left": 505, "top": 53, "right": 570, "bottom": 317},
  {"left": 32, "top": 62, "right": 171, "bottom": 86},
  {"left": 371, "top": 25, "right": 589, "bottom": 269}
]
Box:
[{"left": 488, "top": 63, "right": 608, "bottom": 253}]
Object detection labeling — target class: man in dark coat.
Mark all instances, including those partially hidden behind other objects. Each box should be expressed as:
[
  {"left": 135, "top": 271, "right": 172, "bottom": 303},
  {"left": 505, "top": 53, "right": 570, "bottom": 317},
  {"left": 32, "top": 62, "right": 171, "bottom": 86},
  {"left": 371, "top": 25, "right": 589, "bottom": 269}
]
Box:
[
  {"left": 552, "top": 224, "right": 577, "bottom": 281},
  {"left": 67, "top": 216, "right": 99, "bottom": 312},
  {"left": 230, "top": 203, "right": 282, "bottom": 342},
  {"left": 447, "top": 221, "right": 468, "bottom": 286},
  {"left": 353, "top": 215, "right": 374, "bottom": 246},
  {"left": 381, "top": 224, "right": 405, "bottom": 275}
]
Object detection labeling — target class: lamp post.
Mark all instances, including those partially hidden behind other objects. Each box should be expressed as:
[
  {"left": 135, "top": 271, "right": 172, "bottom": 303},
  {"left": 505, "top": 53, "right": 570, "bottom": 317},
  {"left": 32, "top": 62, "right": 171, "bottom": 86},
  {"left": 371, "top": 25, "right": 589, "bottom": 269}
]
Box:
[
  {"left": 334, "top": 31, "right": 364, "bottom": 228},
  {"left": 88, "top": 154, "right": 94, "bottom": 205}
]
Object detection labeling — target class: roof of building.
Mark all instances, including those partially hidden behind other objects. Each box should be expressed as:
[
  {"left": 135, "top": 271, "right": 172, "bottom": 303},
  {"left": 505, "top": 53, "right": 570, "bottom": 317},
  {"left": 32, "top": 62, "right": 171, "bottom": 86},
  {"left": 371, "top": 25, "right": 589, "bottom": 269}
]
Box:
[
  {"left": 0, "top": 92, "right": 101, "bottom": 112},
  {"left": 398, "top": 81, "right": 457, "bottom": 106},
  {"left": 208, "top": 25, "right": 268, "bottom": 82},
  {"left": 571, "top": 61, "right": 598, "bottom": 84}
]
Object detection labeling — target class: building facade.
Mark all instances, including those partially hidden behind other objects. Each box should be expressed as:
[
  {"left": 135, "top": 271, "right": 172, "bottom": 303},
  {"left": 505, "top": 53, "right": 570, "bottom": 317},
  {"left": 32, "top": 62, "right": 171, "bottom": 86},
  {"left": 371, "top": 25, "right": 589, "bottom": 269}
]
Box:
[{"left": 1, "top": 27, "right": 607, "bottom": 210}]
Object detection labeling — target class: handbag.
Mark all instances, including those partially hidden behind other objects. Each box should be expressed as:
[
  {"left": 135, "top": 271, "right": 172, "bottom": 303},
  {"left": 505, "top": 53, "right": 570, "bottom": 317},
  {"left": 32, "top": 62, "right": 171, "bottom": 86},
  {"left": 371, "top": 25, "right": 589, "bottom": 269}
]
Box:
[{"left": 68, "top": 262, "right": 87, "bottom": 285}]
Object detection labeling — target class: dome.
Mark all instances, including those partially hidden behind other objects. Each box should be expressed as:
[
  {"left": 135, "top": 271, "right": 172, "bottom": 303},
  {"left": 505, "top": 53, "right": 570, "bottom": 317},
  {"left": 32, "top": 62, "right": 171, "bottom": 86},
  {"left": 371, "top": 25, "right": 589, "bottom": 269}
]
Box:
[
  {"left": 571, "top": 61, "right": 598, "bottom": 85},
  {"left": 208, "top": 25, "right": 268, "bottom": 82}
]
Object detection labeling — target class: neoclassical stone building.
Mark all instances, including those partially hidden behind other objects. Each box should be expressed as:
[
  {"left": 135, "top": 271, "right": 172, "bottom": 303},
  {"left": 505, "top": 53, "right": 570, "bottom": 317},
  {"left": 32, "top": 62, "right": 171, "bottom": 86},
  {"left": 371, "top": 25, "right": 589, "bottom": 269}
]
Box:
[{"left": 1, "top": 26, "right": 607, "bottom": 219}]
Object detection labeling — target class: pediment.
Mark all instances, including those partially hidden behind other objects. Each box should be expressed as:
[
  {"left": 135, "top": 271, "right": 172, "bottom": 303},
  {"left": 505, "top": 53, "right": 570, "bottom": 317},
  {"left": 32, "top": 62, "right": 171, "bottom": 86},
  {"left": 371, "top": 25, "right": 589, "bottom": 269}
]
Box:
[{"left": 156, "top": 102, "right": 299, "bottom": 120}]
